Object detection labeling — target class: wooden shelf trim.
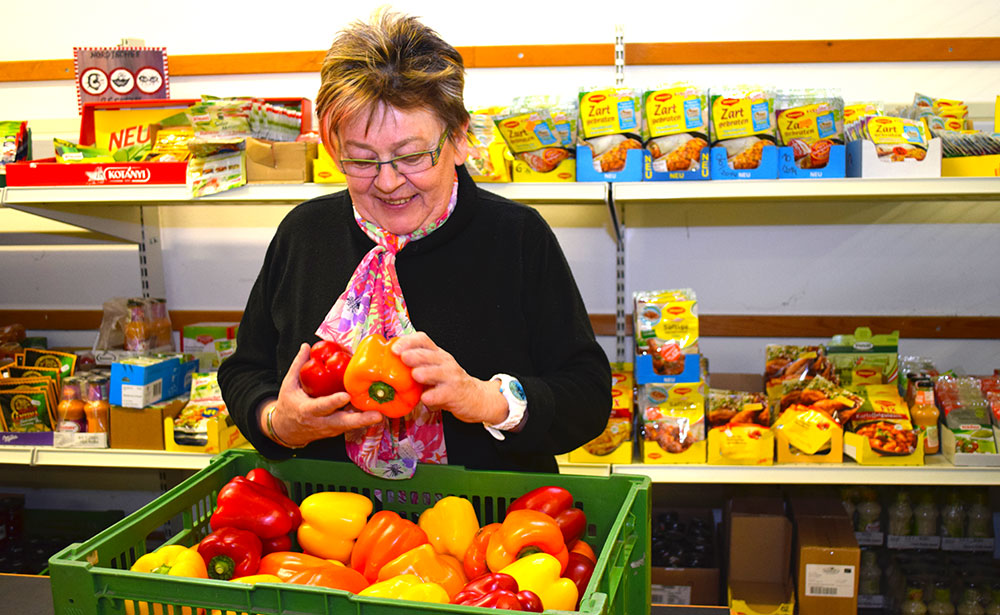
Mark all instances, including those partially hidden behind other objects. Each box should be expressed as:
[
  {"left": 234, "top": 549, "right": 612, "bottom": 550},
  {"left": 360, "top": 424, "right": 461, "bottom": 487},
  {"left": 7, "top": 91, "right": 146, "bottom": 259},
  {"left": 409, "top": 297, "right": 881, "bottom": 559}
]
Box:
[
  {"left": 4, "top": 310, "right": 997, "bottom": 340},
  {"left": 4, "top": 38, "right": 998, "bottom": 83}
]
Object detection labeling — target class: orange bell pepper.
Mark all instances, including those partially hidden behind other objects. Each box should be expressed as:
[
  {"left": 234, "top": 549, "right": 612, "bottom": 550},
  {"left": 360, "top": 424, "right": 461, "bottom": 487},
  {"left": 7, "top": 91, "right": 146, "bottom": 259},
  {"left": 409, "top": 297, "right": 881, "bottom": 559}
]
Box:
[
  {"left": 258, "top": 551, "right": 342, "bottom": 581},
  {"left": 486, "top": 510, "right": 568, "bottom": 574},
  {"left": 285, "top": 564, "right": 370, "bottom": 594},
  {"left": 343, "top": 334, "right": 423, "bottom": 418},
  {"left": 418, "top": 495, "right": 479, "bottom": 561},
  {"left": 376, "top": 543, "right": 467, "bottom": 599},
  {"left": 464, "top": 523, "right": 501, "bottom": 579},
  {"left": 351, "top": 510, "right": 429, "bottom": 582},
  {"left": 570, "top": 538, "right": 596, "bottom": 563}
]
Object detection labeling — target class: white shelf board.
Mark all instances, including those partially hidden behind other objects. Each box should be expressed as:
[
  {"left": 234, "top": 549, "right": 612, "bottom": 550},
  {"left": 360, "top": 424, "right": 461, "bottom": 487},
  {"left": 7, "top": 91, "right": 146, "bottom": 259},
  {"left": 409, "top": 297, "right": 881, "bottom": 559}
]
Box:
[
  {"left": 2, "top": 181, "right": 608, "bottom": 207},
  {"left": 612, "top": 454, "right": 1000, "bottom": 486},
  {"left": 0, "top": 445, "right": 36, "bottom": 466},
  {"left": 613, "top": 177, "right": 1000, "bottom": 204},
  {"left": 0, "top": 446, "right": 215, "bottom": 470}
]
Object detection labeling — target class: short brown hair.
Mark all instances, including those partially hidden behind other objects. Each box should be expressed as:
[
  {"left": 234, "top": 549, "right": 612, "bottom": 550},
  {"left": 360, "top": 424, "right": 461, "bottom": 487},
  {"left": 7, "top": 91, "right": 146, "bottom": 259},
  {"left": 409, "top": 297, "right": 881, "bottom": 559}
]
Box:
[{"left": 316, "top": 9, "right": 468, "bottom": 142}]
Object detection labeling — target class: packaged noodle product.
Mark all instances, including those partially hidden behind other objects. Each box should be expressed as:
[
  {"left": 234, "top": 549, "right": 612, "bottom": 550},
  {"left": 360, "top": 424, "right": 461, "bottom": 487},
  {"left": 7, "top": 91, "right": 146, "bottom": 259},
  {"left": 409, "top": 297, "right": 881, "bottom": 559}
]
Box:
[
  {"left": 494, "top": 101, "right": 572, "bottom": 174},
  {"left": 847, "top": 384, "right": 919, "bottom": 456},
  {"left": 775, "top": 89, "right": 844, "bottom": 169},
  {"left": 577, "top": 87, "right": 643, "bottom": 172},
  {"left": 633, "top": 289, "right": 698, "bottom": 376},
  {"left": 708, "top": 86, "right": 776, "bottom": 170},
  {"left": 707, "top": 389, "right": 770, "bottom": 428},
  {"left": 641, "top": 83, "right": 709, "bottom": 173}
]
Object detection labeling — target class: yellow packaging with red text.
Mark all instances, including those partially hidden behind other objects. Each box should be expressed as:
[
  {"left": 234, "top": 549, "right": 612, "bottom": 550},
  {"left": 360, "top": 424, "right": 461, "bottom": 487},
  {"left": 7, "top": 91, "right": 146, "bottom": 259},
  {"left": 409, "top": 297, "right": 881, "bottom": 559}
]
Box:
[
  {"left": 707, "top": 423, "right": 774, "bottom": 465},
  {"left": 641, "top": 381, "right": 706, "bottom": 464},
  {"left": 570, "top": 362, "right": 634, "bottom": 463}
]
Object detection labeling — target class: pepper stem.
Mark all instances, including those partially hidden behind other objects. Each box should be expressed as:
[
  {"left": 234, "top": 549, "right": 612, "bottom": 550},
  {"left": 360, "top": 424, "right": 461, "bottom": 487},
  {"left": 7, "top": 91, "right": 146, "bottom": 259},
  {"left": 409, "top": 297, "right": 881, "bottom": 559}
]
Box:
[
  {"left": 368, "top": 381, "right": 397, "bottom": 405},
  {"left": 208, "top": 555, "right": 236, "bottom": 580}
]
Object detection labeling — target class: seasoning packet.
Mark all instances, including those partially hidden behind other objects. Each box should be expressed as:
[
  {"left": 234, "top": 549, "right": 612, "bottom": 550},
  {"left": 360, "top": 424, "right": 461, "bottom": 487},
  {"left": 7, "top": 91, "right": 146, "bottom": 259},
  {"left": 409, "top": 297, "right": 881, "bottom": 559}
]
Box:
[
  {"left": 577, "top": 87, "right": 644, "bottom": 173},
  {"left": 709, "top": 86, "right": 776, "bottom": 170},
  {"left": 53, "top": 138, "right": 115, "bottom": 163},
  {"left": 0, "top": 387, "right": 55, "bottom": 431},
  {"left": 847, "top": 384, "right": 918, "bottom": 456},
  {"left": 641, "top": 382, "right": 705, "bottom": 456},
  {"left": 764, "top": 344, "right": 836, "bottom": 405},
  {"left": 775, "top": 88, "right": 844, "bottom": 169},
  {"left": 707, "top": 389, "right": 770, "bottom": 428},
  {"left": 641, "top": 83, "right": 709, "bottom": 174},
  {"left": 23, "top": 348, "right": 76, "bottom": 379},
  {"left": 849, "top": 116, "right": 931, "bottom": 162},
  {"left": 633, "top": 289, "right": 699, "bottom": 377},
  {"left": 494, "top": 102, "right": 572, "bottom": 174}
]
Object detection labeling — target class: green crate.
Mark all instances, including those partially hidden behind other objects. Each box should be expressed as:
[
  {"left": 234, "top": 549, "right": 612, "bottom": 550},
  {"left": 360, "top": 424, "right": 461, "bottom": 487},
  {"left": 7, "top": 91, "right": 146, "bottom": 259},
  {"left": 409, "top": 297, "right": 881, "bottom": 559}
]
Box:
[{"left": 49, "top": 449, "right": 650, "bottom": 615}]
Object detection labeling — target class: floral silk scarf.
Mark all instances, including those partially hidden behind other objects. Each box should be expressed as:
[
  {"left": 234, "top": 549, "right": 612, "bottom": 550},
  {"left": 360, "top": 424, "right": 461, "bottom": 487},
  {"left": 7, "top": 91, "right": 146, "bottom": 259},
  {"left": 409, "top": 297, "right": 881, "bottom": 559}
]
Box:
[{"left": 314, "top": 178, "right": 456, "bottom": 479}]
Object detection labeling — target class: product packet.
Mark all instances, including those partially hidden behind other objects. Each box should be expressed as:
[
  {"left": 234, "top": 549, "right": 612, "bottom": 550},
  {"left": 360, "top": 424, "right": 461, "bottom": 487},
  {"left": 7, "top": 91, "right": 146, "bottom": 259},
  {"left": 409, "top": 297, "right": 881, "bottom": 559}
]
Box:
[
  {"left": 776, "top": 375, "right": 863, "bottom": 426},
  {"left": 53, "top": 138, "right": 115, "bottom": 164},
  {"left": 641, "top": 382, "right": 705, "bottom": 457},
  {"left": 846, "top": 384, "right": 919, "bottom": 456},
  {"left": 641, "top": 83, "right": 709, "bottom": 174},
  {"left": 851, "top": 116, "right": 931, "bottom": 162},
  {"left": 707, "top": 389, "right": 769, "bottom": 428},
  {"left": 0, "top": 387, "right": 55, "bottom": 431},
  {"left": 633, "top": 289, "right": 699, "bottom": 377},
  {"left": 186, "top": 137, "right": 246, "bottom": 198},
  {"left": 775, "top": 88, "right": 844, "bottom": 169},
  {"left": 494, "top": 100, "right": 573, "bottom": 173},
  {"left": 772, "top": 408, "right": 838, "bottom": 455},
  {"left": 22, "top": 348, "right": 76, "bottom": 380},
  {"left": 826, "top": 327, "right": 900, "bottom": 390},
  {"left": 708, "top": 86, "right": 776, "bottom": 170},
  {"left": 577, "top": 87, "right": 644, "bottom": 173},
  {"left": 843, "top": 102, "right": 883, "bottom": 125},
  {"left": 580, "top": 362, "right": 634, "bottom": 456},
  {"left": 763, "top": 344, "right": 836, "bottom": 406},
  {"left": 172, "top": 372, "right": 228, "bottom": 446},
  {"left": 465, "top": 107, "right": 512, "bottom": 182}
]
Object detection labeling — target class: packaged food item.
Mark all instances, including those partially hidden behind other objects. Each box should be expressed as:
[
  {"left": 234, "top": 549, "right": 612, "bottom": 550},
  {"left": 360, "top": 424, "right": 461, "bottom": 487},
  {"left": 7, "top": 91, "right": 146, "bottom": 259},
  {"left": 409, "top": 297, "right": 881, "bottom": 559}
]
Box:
[
  {"left": 777, "top": 375, "right": 863, "bottom": 426},
  {"left": 910, "top": 380, "right": 940, "bottom": 455},
  {"left": 641, "top": 381, "right": 705, "bottom": 461},
  {"left": 772, "top": 407, "right": 838, "bottom": 455},
  {"left": 0, "top": 121, "right": 29, "bottom": 165},
  {"left": 465, "top": 107, "right": 511, "bottom": 182},
  {"left": 144, "top": 126, "right": 195, "bottom": 162},
  {"left": 580, "top": 362, "right": 634, "bottom": 457},
  {"left": 931, "top": 128, "right": 1000, "bottom": 158},
  {"left": 826, "top": 327, "right": 899, "bottom": 389},
  {"left": 707, "top": 389, "right": 769, "bottom": 428},
  {"left": 847, "top": 384, "right": 919, "bottom": 456},
  {"left": 707, "top": 422, "right": 773, "bottom": 465},
  {"left": 843, "top": 102, "right": 883, "bottom": 125},
  {"left": 172, "top": 372, "right": 228, "bottom": 446},
  {"left": 633, "top": 289, "right": 699, "bottom": 380},
  {"left": 0, "top": 387, "right": 54, "bottom": 432},
  {"left": 641, "top": 83, "right": 709, "bottom": 174},
  {"left": 709, "top": 86, "right": 776, "bottom": 169},
  {"left": 577, "top": 87, "right": 643, "bottom": 173},
  {"left": 56, "top": 378, "right": 87, "bottom": 433},
  {"left": 53, "top": 138, "right": 115, "bottom": 164},
  {"left": 83, "top": 374, "right": 110, "bottom": 434},
  {"left": 764, "top": 344, "right": 836, "bottom": 406},
  {"left": 775, "top": 88, "right": 844, "bottom": 169},
  {"left": 185, "top": 137, "right": 246, "bottom": 198},
  {"left": 899, "top": 356, "right": 939, "bottom": 405},
  {"left": 847, "top": 116, "right": 931, "bottom": 162},
  {"left": 979, "top": 372, "right": 1000, "bottom": 425},
  {"left": 494, "top": 101, "right": 572, "bottom": 174},
  {"left": 935, "top": 375, "right": 991, "bottom": 429}
]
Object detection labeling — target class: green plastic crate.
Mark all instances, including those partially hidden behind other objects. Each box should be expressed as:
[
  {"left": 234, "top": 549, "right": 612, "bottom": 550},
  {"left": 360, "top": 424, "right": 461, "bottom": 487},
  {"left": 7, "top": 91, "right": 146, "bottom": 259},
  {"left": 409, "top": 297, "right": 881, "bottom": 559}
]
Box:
[{"left": 49, "top": 449, "right": 650, "bottom": 615}]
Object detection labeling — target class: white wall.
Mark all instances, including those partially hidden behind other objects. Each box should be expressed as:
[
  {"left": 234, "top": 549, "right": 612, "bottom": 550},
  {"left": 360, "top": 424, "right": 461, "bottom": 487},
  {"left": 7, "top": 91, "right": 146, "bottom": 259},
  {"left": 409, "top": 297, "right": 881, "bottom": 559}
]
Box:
[{"left": 2, "top": 0, "right": 999, "bottom": 376}]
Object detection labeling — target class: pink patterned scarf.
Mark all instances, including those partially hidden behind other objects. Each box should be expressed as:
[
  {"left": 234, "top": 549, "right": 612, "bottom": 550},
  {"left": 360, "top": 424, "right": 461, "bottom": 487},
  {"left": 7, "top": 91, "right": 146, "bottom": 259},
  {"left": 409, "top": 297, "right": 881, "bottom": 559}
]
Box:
[{"left": 314, "top": 178, "right": 456, "bottom": 478}]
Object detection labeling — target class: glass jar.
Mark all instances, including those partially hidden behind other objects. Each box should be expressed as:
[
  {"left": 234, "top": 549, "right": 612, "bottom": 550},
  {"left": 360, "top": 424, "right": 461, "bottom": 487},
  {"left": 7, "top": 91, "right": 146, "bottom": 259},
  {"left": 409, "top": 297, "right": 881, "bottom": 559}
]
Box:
[
  {"left": 914, "top": 491, "right": 940, "bottom": 537},
  {"left": 856, "top": 488, "right": 882, "bottom": 533},
  {"left": 890, "top": 490, "right": 914, "bottom": 536},
  {"left": 966, "top": 491, "right": 991, "bottom": 539},
  {"left": 942, "top": 492, "right": 966, "bottom": 538},
  {"left": 929, "top": 585, "right": 957, "bottom": 615}
]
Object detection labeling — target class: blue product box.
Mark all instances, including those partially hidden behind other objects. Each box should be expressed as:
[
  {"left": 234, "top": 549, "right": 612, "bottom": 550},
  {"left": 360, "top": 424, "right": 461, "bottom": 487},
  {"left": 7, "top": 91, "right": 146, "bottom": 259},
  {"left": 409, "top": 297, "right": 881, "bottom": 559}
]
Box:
[
  {"left": 777, "top": 144, "right": 846, "bottom": 179},
  {"left": 576, "top": 144, "right": 647, "bottom": 182},
  {"left": 644, "top": 149, "right": 711, "bottom": 181},
  {"left": 110, "top": 355, "right": 198, "bottom": 408},
  {"left": 634, "top": 353, "right": 702, "bottom": 385},
  {"left": 709, "top": 144, "right": 778, "bottom": 180}
]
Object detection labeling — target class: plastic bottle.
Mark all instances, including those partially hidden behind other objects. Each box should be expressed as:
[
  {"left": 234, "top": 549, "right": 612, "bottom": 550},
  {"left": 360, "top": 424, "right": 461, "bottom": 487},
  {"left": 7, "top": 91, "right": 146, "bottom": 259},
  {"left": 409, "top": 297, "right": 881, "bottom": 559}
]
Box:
[
  {"left": 966, "top": 490, "right": 992, "bottom": 538},
  {"left": 903, "top": 585, "right": 930, "bottom": 615},
  {"left": 958, "top": 585, "right": 986, "bottom": 615},
  {"left": 911, "top": 379, "right": 941, "bottom": 454},
  {"left": 929, "top": 584, "right": 957, "bottom": 615},
  {"left": 942, "top": 492, "right": 966, "bottom": 538},
  {"left": 56, "top": 379, "right": 86, "bottom": 432},
  {"left": 889, "top": 490, "right": 914, "bottom": 536},
  {"left": 83, "top": 375, "right": 110, "bottom": 434},
  {"left": 123, "top": 298, "right": 149, "bottom": 351},
  {"left": 856, "top": 488, "right": 882, "bottom": 533},
  {"left": 859, "top": 549, "right": 882, "bottom": 596},
  {"left": 914, "top": 491, "right": 940, "bottom": 537},
  {"left": 984, "top": 587, "right": 1000, "bottom": 615}
]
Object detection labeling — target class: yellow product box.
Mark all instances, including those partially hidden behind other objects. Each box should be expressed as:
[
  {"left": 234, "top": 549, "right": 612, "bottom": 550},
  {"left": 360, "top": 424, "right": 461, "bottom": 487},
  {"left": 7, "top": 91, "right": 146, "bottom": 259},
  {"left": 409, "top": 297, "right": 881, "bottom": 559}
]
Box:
[
  {"left": 941, "top": 154, "right": 1000, "bottom": 177},
  {"left": 843, "top": 431, "right": 924, "bottom": 466},
  {"left": 163, "top": 407, "right": 247, "bottom": 454},
  {"left": 511, "top": 156, "right": 575, "bottom": 182},
  {"left": 708, "top": 423, "right": 774, "bottom": 465},
  {"left": 843, "top": 384, "right": 923, "bottom": 465},
  {"left": 773, "top": 409, "right": 844, "bottom": 464},
  {"left": 312, "top": 145, "right": 347, "bottom": 183},
  {"left": 570, "top": 362, "right": 635, "bottom": 464},
  {"left": 995, "top": 95, "right": 999, "bottom": 133},
  {"left": 466, "top": 139, "right": 513, "bottom": 183},
  {"left": 640, "top": 381, "right": 706, "bottom": 464}
]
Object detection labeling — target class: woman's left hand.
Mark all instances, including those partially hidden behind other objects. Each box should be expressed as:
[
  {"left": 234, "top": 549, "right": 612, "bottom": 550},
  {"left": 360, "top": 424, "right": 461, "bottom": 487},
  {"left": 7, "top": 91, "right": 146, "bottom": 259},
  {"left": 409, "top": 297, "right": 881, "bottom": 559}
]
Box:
[{"left": 391, "top": 332, "right": 509, "bottom": 425}]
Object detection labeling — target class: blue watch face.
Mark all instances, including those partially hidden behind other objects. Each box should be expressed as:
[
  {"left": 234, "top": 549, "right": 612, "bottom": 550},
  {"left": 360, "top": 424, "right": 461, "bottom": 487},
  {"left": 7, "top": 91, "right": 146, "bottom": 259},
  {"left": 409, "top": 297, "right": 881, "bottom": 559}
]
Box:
[{"left": 508, "top": 379, "right": 526, "bottom": 402}]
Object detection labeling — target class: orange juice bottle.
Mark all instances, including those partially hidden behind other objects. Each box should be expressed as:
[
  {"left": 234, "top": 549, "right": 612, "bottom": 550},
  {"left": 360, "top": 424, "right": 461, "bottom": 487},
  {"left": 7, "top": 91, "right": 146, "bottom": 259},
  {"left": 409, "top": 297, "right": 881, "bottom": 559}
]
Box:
[
  {"left": 57, "top": 379, "right": 86, "bottom": 432},
  {"left": 84, "top": 375, "right": 110, "bottom": 434},
  {"left": 911, "top": 380, "right": 940, "bottom": 454},
  {"left": 124, "top": 299, "right": 149, "bottom": 351}
]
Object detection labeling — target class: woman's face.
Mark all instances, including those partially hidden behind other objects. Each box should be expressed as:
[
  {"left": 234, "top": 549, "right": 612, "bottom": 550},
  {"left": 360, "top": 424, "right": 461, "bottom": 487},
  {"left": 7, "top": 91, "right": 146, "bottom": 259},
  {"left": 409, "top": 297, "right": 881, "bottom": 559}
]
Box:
[{"left": 331, "top": 104, "right": 468, "bottom": 236}]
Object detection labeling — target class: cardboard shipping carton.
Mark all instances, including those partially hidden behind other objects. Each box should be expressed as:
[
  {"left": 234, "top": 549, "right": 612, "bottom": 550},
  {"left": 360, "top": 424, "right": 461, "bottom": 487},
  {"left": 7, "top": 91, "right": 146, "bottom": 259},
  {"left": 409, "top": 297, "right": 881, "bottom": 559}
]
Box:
[
  {"left": 727, "top": 497, "right": 794, "bottom": 615},
  {"left": 795, "top": 516, "right": 860, "bottom": 615},
  {"left": 246, "top": 138, "right": 317, "bottom": 183}
]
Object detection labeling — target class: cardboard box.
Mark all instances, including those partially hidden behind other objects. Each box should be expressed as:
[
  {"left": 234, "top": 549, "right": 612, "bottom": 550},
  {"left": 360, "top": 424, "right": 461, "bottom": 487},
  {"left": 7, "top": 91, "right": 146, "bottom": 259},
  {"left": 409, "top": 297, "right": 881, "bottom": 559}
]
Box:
[
  {"left": 843, "top": 430, "right": 924, "bottom": 466},
  {"left": 644, "top": 148, "right": 711, "bottom": 181},
  {"left": 110, "top": 355, "right": 198, "bottom": 408},
  {"left": 109, "top": 396, "right": 188, "bottom": 450},
  {"left": 941, "top": 425, "right": 1000, "bottom": 466},
  {"left": 312, "top": 145, "right": 347, "bottom": 183},
  {"left": 845, "top": 138, "right": 942, "bottom": 178},
  {"left": 941, "top": 153, "right": 1000, "bottom": 177},
  {"left": 576, "top": 144, "right": 646, "bottom": 182},
  {"left": 512, "top": 156, "right": 575, "bottom": 182},
  {"left": 163, "top": 408, "right": 247, "bottom": 455},
  {"left": 788, "top": 494, "right": 851, "bottom": 521},
  {"left": 651, "top": 567, "right": 721, "bottom": 606},
  {"left": 710, "top": 144, "right": 779, "bottom": 180},
  {"left": 777, "top": 144, "right": 846, "bottom": 179},
  {"left": 774, "top": 423, "right": 844, "bottom": 464},
  {"left": 795, "top": 516, "right": 860, "bottom": 615},
  {"left": 246, "top": 138, "right": 317, "bottom": 183},
  {"left": 727, "top": 497, "right": 794, "bottom": 615},
  {"left": 707, "top": 424, "right": 774, "bottom": 465},
  {"left": 182, "top": 322, "right": 239, "bottom": 371}
]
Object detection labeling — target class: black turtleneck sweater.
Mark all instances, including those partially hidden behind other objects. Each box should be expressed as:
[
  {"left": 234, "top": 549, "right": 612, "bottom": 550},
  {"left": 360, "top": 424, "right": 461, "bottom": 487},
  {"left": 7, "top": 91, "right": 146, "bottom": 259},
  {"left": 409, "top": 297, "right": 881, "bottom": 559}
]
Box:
[{"left": 218, "top": 165, "right": 610, "bottom": 473}]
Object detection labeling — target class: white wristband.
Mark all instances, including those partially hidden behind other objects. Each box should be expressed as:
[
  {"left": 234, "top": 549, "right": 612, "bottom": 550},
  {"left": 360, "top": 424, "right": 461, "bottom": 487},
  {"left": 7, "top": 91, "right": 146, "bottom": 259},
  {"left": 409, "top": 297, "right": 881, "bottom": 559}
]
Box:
[{"left": 484, "top": 374, "right": 528, "bottom": 441}]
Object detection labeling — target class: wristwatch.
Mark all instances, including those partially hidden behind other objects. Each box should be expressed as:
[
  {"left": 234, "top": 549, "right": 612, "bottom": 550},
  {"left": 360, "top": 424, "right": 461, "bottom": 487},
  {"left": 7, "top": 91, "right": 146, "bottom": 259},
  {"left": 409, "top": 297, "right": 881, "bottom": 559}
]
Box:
[{"left": 484, "top": 374, "right": 528, "bottom": 441}]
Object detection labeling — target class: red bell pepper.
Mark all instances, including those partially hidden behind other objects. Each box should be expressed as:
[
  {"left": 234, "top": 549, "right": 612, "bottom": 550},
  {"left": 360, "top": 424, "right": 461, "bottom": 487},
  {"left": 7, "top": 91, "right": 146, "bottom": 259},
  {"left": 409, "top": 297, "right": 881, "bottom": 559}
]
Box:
[
  {"left": 245, "top": 467, "right": 288, "bottom": 496},
  {"left": 570, "top": 538, "right": 596, "bottom": 564},
  {"left": 452, "top": 572, "right": 543, "bottom": 612},
  {"left": 350, "top": 510, "right": 429, "bottom": 583},
  {"left": 563, "top": 551, "right": 597, "bottom": 609},
  {"left": 507, "top": 485, "right": 587, "bottom": 546},
  {"left": 300, "top": 340, "right": 351, "bottom": 398},
  {"left": 261, "top": 534, "right": 293, "bottom": 555},
  {"left": 210, "top": 476, "right": 301, "bottom": 540},
  {"left": 463, "top": 523, "right": 501, "bottom": 580},
  {"left": 197, "top": 527, "right": 262, "bottom": 580}
]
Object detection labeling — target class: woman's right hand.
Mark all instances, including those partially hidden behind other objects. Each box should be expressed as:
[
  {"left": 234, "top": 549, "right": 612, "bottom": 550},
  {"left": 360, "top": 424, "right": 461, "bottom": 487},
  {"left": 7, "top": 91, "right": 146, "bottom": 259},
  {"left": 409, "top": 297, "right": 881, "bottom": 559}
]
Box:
[{"left": 260, "top": 343, "right": 383, "bottom": 448}]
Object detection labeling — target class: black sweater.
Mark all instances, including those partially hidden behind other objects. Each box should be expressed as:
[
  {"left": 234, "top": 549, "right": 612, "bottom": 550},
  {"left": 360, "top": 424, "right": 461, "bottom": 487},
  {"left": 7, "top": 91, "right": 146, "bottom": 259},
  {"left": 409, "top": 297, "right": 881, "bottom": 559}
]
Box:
[{"left": 218, "top": 165, "right": 610, "bottom": 473}]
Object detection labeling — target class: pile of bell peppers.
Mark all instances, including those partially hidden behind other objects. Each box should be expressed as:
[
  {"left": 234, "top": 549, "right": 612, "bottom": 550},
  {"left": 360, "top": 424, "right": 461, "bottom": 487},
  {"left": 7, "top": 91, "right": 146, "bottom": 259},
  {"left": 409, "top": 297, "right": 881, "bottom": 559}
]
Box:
[{"left": 129, "top": 468, "right": 597, "bottom": 612}]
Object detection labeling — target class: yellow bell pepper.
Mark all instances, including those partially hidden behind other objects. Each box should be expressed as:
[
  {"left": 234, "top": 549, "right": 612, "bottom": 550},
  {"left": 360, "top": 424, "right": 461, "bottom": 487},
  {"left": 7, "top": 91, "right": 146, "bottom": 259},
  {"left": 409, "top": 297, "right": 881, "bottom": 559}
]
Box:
[
  {"left": 131, "top": 545, "right": 208, "bottom": 578},
  {"left": 230, "top": 573, "right": 283, "bottom": 584},
  {"left": 417, "top": 496, "right": 479, "bottom": 561},
  {"left": 376, "top": 543, "right": 467, "bottom": 599},
  {"left": 500, "top": 552, "right": 578, "bottom": 611},
  {"left": 296, "top": 491, "right": 373, "bottom": 563},
  {"left": 358, "top": 573, "right": 450, "bottom": 603}
]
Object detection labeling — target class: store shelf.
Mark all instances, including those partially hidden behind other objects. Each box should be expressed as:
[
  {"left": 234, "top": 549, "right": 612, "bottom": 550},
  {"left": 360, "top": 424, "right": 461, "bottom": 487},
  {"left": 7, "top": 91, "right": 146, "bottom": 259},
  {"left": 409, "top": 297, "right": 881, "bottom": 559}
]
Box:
[
  {"left": 1, "top": 181, "right": 608, "bottom": 207},
  {"left": 0, "top": 446, "right": 215, "bottom": 470},
  {"left": 612, "top": 176, "right": 1000, "bottom": 204},
  {"left": 613, "top": 455, "right": 999, "bottom": 486}
]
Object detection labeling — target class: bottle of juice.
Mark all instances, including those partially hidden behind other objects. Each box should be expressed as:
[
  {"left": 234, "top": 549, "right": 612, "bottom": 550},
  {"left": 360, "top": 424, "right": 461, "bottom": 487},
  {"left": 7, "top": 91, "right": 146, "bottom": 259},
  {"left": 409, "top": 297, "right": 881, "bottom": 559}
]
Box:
[
  {"left": 929, "top": 584, "right": 957, "bottom": 615},
  {"left": 83, "top": 375, "right": 110, "bottom": 434},
  {"left": 914, "top": 491, "right": 939, "bottom": 537},
  {"left": 942, "top": 492, "right": 966, "bottom": 538},
  {"left": 56, "top": 378, "right": 86, "bottom": 432},
  {"left": 859, "top": 549, "right": 882, "bottom": 596},
  {"left": 984, "top": 586, "right": 1000, "bottom": 615},
  {"left": 124, "top": 298, "right": 149, "bottom": 351},
  {"left": 856, "top": 488, "right": 882, "bottom": 533},
  {"left": 911, "top": 379, "right": 940, "bottom": 454},
  {"left": 903, "top": 585, "right": 930, "bottom": 615},
  {"left": 889, "top": 489, "right": 914, "bottom": 536},
  {"left": 966, "top": 490, "right": 991, "bottom": 538},
  {"left": 958, "top": 585, "right": 986, "bottom": 615}
]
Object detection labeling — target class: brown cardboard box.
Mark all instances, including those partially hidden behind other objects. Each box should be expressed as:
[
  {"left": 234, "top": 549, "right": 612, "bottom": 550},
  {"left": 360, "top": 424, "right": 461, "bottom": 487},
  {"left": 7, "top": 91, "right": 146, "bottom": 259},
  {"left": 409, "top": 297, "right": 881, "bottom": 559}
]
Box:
[
  {"left": 651, "top": 567, "right": 720, "bottom": 606},
  {"left": 795, "top": 516, "right": 860, "bottom": 615},
  {"left": 727, "top": 497, "right": 794, "bottom": 615},
  {"left": 788, "top": 494, "right": 851, "bottom": 521},
  {"left": 246, "top": 138, "right": 317, "bottom": 183},
  {"left": 109, "top": 396, "right": 187, "bottom": 450}
]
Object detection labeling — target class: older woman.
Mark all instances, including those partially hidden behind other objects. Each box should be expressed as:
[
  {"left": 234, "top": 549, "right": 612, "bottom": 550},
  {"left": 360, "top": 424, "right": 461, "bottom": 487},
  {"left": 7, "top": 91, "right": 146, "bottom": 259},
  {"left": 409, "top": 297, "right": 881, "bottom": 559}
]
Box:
[{"left": 218, "top": 10, "right": 610, "bottom": 478}]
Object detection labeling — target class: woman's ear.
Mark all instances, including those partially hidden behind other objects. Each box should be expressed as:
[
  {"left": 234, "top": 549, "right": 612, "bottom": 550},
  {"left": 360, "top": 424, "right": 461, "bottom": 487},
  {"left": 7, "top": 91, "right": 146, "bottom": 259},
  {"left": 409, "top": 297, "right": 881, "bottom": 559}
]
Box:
[
  {"left": 319, "top": 113, "right": 339, "bottom": 161},
  {"left": 450, "top": 119, "right": 471, "bottom": 165}
]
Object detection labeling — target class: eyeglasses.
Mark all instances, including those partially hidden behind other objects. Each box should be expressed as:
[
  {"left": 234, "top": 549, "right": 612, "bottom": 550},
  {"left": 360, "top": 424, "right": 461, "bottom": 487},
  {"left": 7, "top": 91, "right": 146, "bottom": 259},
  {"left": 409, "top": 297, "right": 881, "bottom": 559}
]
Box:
[{"left": 339, "top": 129, "right": 450, "bottom": 178}]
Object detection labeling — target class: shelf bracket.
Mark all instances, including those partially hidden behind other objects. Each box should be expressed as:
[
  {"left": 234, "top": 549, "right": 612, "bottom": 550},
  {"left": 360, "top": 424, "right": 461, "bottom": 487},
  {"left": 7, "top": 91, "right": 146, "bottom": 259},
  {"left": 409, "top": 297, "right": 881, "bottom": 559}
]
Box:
[{"left": 137, "top": 205, "right": 166, "bottom": 299}]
